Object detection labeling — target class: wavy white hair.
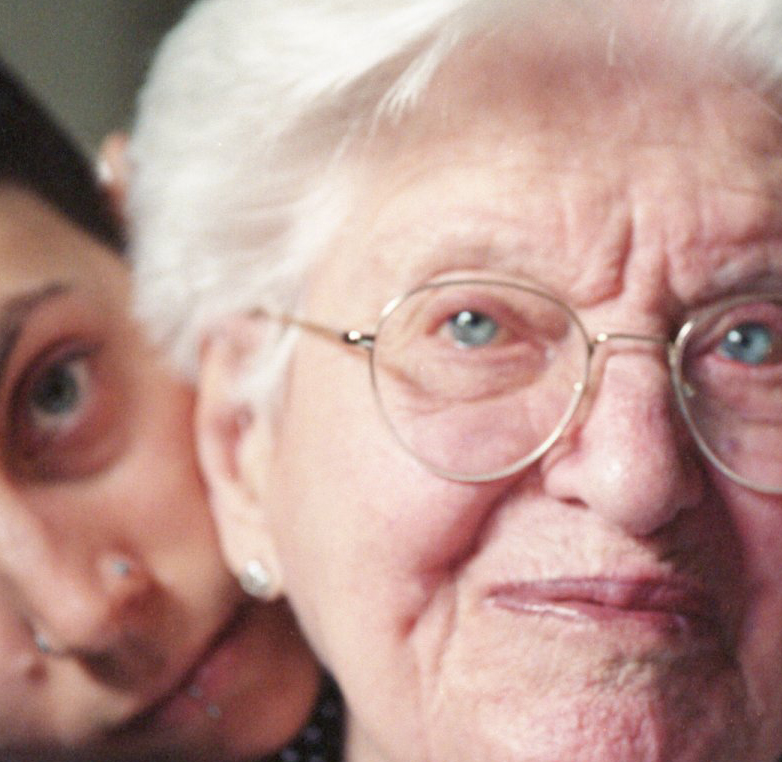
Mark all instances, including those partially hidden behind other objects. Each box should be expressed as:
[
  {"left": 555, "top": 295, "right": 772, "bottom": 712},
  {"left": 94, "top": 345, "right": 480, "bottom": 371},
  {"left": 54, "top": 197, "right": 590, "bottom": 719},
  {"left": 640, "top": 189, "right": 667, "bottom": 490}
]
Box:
[{"left": 129, "top": 0, "right": 782, "bottom": 402}]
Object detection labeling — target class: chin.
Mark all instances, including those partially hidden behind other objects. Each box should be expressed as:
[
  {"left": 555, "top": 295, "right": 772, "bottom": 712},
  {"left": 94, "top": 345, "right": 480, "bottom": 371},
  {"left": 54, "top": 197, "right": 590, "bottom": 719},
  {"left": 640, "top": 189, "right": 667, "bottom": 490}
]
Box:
[
  {"left": 418, "top": 641, "right": 762, "bottom": 762},
  {"left": 425, "top": 693, "right": 758, "bottom": 762}
]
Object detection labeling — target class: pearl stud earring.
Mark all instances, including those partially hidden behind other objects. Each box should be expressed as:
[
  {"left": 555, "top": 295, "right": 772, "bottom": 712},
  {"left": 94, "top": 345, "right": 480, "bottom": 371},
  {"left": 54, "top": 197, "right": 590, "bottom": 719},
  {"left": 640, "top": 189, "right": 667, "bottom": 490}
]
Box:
[{"left": 239, "top": 559, "right": 274, "bottom": 599}]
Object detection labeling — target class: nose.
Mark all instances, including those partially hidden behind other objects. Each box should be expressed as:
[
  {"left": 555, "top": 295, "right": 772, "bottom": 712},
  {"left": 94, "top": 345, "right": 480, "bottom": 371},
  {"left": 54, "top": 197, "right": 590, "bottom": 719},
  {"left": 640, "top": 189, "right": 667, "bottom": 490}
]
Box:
[
  {"left": 541, "top": 349, "right": 704, "bottom": 536},
  {"left": 0, "top": 498, "right": 156, "bottom": 662},
  {"left": 27, "top": 554, "right": 155, "bottom": 660}
]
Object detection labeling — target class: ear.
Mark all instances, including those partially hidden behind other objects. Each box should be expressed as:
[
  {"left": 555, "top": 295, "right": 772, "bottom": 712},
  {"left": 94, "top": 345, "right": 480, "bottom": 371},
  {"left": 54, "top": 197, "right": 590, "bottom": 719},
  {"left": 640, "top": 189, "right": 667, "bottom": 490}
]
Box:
[
  {"left": 196, "top": 315, "right": 285, "bottom": 598},
  {"left": 96, "top": 131, "right": 130, "bottom": 226}
]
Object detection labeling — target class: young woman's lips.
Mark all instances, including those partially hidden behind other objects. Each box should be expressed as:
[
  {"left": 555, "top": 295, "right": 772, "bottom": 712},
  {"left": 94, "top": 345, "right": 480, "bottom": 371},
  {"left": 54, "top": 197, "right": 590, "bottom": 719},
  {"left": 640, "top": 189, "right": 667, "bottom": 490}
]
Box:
[
  {"left": 110, "top": 603, "right": 253, "bottom": 737},
  {"left": 487, "top": 578, "right": 722, "bottom": 639}
]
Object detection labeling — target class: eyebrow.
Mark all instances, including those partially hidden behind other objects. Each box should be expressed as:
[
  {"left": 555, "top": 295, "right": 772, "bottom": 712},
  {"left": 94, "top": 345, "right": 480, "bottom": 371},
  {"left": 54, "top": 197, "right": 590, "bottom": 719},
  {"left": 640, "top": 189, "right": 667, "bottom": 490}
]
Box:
[{"left": 0, "top": 282, "right": 71, "bottom": 386}]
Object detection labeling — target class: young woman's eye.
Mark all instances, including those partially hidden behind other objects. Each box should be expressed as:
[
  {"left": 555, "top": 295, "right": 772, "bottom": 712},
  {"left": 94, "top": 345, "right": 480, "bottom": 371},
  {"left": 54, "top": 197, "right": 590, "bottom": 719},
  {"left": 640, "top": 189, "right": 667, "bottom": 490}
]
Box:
[
  {"left": 446, "top": 310, "right": 499, "bottom": 347},
  {"left": 718, "top": 321, "right": 782, "bottom": 365},
  {"left": 5, "top": 341, "right": 121, "bottom": 481},
  {"left": 28, "top": 356, "right": 90, "bottom": 432}
]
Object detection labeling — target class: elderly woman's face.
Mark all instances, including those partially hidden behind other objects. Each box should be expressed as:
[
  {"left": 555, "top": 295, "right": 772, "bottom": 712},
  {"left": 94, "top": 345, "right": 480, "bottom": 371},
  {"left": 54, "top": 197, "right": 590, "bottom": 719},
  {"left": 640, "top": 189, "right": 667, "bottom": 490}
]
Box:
[
  {"left": 0, "top": 187, "right": 314, "bottom": 760},
  {"left": 232, "top": 49, "right": 782, "bottom": 762}
]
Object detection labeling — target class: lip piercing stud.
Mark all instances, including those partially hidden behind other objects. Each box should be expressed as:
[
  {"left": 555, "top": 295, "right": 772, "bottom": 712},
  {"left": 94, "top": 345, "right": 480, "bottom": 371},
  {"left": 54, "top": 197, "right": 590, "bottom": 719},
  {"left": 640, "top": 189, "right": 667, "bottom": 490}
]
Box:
[{"left": 206, "top": 703, "right": 222, "bottom": 720}]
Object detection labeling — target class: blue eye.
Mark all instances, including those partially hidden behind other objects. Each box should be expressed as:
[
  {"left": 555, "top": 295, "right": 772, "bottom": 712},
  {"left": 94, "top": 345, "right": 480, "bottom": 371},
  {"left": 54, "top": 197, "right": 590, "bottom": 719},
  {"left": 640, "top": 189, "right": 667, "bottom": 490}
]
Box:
[
  {"left": 447, "top": 310, "right": 498, "bottom": 347},
  {"left": 30, "top": 358, "right": 87, "bottom": 423},
  {"left": 718, "top": 322, "right": 775, "bottom": 365}
]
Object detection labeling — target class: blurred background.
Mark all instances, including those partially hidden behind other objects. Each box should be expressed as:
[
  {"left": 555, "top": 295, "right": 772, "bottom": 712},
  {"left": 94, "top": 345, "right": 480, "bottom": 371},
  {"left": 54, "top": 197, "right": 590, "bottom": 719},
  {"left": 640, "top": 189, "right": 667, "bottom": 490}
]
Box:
[{"left": 0, "top": 0, "right": 193, "bottom": 154}]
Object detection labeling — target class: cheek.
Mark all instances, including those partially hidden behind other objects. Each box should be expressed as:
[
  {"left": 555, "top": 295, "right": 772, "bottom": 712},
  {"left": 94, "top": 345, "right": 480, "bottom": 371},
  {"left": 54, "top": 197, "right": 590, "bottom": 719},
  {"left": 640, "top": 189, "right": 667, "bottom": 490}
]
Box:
[
  {"left": 721, "top": 487, "right": 782, "bottom": 725},
  {"left": 725, "top": 487, "right": 782, "bottom": 596},
  {"left": 266, "top": 342, "right": 503, "bottom": 639},
  {"left": 107, "top": 374, "right": 229, "bottom": 589}
]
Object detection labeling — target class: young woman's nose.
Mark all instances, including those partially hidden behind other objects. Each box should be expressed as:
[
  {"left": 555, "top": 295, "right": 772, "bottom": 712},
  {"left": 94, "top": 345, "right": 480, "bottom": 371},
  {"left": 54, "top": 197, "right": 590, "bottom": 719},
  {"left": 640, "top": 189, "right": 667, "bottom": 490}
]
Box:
[
  {"left": 542, "top": 351, "right": 705, "bottom": 536},
  {"left": 29, "top": 556, "right": 156, "bottom": 660},
  {"left": 0, "top": 502, "right": 155, "bottom": 658}
]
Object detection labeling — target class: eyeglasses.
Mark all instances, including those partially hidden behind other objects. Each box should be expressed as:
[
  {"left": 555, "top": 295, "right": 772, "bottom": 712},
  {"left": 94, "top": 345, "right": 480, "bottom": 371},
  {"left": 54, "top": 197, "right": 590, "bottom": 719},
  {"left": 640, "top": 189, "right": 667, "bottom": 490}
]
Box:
[{"left": 259, "top": 278, "right": 782, "bottom": 493}]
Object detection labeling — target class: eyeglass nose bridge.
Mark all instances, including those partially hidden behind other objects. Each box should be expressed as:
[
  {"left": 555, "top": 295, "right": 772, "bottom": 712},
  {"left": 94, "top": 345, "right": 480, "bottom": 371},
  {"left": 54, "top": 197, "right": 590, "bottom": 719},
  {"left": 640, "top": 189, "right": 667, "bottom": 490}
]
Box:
[
  {"left": 589, "top": 330, "right": 670, "bottom": 353},
  {"left": 561, "top": 329, "right": 679, "bottom": 448},
  {"left": 579, "top": 330, "right": 676, "bottom": 397},
  {"left": 583, "top": 330, "right": 676, "bottom": 386},
  {"left": 575, "top": 325, "right": 679, "bottom": 404}
]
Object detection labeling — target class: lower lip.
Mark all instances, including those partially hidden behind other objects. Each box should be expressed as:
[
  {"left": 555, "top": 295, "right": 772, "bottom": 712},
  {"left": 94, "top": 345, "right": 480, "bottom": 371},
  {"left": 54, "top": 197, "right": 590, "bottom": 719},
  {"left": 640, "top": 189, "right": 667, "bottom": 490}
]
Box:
[
  {"left": 493, "top": 595, "right": 693, "bottom": 632},
  {"left": 488, "top": 582, "right": 720, "bottom": 640},
  {"left": 147, "top": 684, "right": 212, "bottom": 729},
  {"left": 125, "top": 606, "right": 255, "bottom": 733}
]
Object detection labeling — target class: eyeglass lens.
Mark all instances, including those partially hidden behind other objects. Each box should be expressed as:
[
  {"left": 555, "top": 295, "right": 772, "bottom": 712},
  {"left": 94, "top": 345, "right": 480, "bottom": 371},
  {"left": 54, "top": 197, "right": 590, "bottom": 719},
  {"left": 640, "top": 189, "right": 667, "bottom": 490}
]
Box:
[
  {"left": 675, "top": 295, "right": 782, "bottom": 493},
  {"left": 370, "top": 281, "right": 782, "bottom": 491}
]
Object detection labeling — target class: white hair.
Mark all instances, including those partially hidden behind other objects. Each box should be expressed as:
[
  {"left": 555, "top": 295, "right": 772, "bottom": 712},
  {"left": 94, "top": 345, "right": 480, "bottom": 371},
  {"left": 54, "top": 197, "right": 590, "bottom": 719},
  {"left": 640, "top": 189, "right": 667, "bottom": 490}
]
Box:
[{"left": 128, "top": 0, "right": 782, "bottom": 403}]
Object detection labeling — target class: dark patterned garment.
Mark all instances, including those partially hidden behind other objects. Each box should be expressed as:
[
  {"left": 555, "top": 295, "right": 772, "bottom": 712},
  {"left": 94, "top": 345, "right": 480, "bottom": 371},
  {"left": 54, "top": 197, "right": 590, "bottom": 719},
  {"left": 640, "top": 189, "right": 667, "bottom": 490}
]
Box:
[{"left": 259, "top": 674, "right": 343, "bottom": 762}]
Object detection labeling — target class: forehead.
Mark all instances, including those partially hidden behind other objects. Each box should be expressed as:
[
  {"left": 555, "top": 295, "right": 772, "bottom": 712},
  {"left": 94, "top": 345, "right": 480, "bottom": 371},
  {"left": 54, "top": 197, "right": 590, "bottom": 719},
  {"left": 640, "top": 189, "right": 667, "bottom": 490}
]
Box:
[
  {"left": 312, "top": 41, "right": 782, "bottom": 319},
  {"left": 0, "top": 185, "right": 127, "bottom": 303}
]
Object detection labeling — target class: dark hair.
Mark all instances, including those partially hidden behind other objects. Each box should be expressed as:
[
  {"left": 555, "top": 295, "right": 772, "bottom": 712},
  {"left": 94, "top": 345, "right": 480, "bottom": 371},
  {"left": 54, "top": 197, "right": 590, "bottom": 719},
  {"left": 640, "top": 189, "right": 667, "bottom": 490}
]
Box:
[{"left": 0, "top": 59, "right": 124, "bottom": 251}]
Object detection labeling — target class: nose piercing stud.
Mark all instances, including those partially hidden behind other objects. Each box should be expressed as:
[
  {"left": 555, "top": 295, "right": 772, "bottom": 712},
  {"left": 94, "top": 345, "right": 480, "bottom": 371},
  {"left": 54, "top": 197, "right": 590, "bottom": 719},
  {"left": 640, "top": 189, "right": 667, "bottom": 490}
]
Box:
[
  {"left": 111, "top": 559, "right": 132, "bottom": 577},
  {"left": 34, "top": 632, "right": 53, "bottom": 654}
]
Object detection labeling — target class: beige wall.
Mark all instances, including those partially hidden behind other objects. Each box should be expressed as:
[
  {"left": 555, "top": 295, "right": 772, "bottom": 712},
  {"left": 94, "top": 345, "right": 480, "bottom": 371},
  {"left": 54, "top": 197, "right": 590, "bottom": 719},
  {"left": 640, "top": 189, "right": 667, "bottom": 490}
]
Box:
[{"left": 0, "top": 1, "right": 192, "bottom": 155}]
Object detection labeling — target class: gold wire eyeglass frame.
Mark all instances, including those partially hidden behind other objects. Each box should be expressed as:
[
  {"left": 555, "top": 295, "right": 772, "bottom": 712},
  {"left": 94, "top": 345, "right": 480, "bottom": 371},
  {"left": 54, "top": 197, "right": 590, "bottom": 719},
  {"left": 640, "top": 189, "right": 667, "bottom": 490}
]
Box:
[{"left": 253, "top": 278, "right": 782, "bottom": 494}]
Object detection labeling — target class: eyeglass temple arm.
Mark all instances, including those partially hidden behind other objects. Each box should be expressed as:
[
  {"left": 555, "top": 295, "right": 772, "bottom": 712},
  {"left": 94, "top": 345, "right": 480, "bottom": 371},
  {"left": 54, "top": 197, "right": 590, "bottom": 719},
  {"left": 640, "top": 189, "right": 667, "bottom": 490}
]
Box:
[{"left": 249, "top": 308, "right": 376, "bottom": 350}]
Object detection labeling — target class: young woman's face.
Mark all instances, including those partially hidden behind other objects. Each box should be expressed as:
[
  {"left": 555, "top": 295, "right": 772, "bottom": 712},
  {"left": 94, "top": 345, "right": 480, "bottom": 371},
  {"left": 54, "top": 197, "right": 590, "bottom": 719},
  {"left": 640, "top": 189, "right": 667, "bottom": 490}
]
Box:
[{"left": 0, "top": 185, "right": 312, "bottom": 760}]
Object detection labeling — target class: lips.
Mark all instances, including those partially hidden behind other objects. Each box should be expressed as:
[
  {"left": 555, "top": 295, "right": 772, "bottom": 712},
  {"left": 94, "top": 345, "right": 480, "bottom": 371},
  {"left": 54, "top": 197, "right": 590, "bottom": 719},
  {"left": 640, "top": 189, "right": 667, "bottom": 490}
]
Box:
[
  {"left": 487, "top": 577, "right": 722, "bottom": 639},
  {"left": 107, "top": 602, "right": 251, "bottom": 738}
]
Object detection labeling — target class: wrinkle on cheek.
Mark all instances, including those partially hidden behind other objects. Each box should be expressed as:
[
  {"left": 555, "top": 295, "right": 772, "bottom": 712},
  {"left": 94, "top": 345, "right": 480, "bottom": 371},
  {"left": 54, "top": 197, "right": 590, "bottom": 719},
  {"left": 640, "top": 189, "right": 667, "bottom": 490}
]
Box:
[
  {"left": 737, "top": 594, "right": 782, "bottom": 721},
  {"left": 402, "top": 482, "right": 518, "bottom": 702},
  {"left": 726, "top": 502, "right": 782, "bottom": 721}
]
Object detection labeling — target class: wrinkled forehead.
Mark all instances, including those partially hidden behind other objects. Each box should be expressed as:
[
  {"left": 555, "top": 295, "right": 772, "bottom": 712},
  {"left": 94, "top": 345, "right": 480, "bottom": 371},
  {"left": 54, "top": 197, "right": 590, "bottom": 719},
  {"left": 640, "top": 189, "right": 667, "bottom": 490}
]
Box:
[{"left": 314, "top": 15, "right": 782, "bottom": 318}]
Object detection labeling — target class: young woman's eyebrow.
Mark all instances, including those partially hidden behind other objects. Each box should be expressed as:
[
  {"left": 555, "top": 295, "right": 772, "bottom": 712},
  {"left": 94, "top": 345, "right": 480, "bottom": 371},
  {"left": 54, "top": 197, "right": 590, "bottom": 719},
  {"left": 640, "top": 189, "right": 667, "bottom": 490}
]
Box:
[{"left": 0, "top": 282, "right": 71, "bottom": 385}]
